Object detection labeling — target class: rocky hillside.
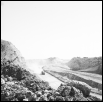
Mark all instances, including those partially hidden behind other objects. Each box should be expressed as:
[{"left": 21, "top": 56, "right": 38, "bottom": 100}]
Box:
[
  {"left": 1, "top": 40, "right": 27, "bottom": 68},
  {"left": 1, "top": 40, "right": 50, "bottom": 101},
  {"left": 67, "top": 57, "right": 102, "bottom": 75}
]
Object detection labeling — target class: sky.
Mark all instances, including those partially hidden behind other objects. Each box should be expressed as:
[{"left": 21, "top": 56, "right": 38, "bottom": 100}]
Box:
[{"left": 1, "top": 1, "right": 102, "bottom": 59}]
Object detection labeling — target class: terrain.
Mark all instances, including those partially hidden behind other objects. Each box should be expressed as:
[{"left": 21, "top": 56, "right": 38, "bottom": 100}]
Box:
[
  {"left": 26, "top": 57, "right": 102, "bottom": 100},
  {"left": 67, "top": 57, "right": 102, "bottom": 75},
  {"left": 26, "top": 56, "right": 102, "bottom": 100},
  {"left": 1, "top": 40, "right": 50, "bottom": 101},
  {"left": 43, "top": 66, "right": 102, "bottom": 97},
  {"left": 1, "top": 39, "right": 102, "bottom": 101}
]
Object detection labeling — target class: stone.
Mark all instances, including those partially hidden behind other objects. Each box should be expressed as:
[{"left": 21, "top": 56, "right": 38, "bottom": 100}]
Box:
[
  {"left": 1, "top": 78, "right": 5, "bottom": 85},
  {"left": 23, "top": 98, "right": 28, "bottom": 101},
  {"left": 61, "top": 86, "right": 71, "bottom": 96}
]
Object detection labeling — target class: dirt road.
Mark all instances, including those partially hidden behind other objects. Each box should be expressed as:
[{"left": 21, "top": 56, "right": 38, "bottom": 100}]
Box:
[
  {"left": 27, "top": 64, "right": 102, "bottom": 100},
  {"left": 37, "top": 72, "right": 63, "bottom": 90},
  {"left": 44, "top": 66, "right": 102, "bottom": 84}
]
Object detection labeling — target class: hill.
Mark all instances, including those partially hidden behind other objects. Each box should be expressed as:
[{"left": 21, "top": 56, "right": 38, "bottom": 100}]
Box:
[
  {"left": 67, "top": 57, "right": 102, "bottom": 75},
  {"left": 1, "top": 39, "right": 27, "bottom": 68}
]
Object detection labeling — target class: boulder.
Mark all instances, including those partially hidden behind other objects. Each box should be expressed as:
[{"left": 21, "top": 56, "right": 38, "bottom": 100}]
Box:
[
  {"left": 23, "top": 98, "right": 28, "bottom": 101},
  {"left": 61, "top": 86, "right": 71, "bottom": 96}
]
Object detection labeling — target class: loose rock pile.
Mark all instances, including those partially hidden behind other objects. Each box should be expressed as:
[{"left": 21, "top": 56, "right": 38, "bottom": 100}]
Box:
[{"left": 1, "top": 75, "right": 102, "bottom": 101}]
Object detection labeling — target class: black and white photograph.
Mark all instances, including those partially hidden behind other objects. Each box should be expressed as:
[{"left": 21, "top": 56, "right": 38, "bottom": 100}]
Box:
[{"left": 1, "top": 1, "right": 102, "bottom": 101}]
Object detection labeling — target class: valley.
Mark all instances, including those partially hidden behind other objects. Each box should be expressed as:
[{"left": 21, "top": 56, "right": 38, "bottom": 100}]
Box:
[{"left": 26, "top": 60, "right": 102, "bottom": 100}]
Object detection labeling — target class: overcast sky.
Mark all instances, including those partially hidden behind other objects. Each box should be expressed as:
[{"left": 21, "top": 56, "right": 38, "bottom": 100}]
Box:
[{"left": 1, "top": 1, "right": 102, "bottom": 59}]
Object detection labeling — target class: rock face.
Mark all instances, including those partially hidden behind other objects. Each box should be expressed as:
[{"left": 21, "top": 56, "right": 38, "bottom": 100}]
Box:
[{"left": 1, "top": 39, "right": 27, "bottom": 68}]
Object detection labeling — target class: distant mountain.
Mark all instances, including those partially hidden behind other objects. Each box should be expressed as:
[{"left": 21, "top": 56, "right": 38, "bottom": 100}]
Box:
[
  {"left": 26, "top": 57, "right": 70, "bottom": 73},
  {"left": 47, "top": 57, "right": 70, "bottom": 65},
  {"left": 67, "top": 57, "right": 102, "bottom": 75}
]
